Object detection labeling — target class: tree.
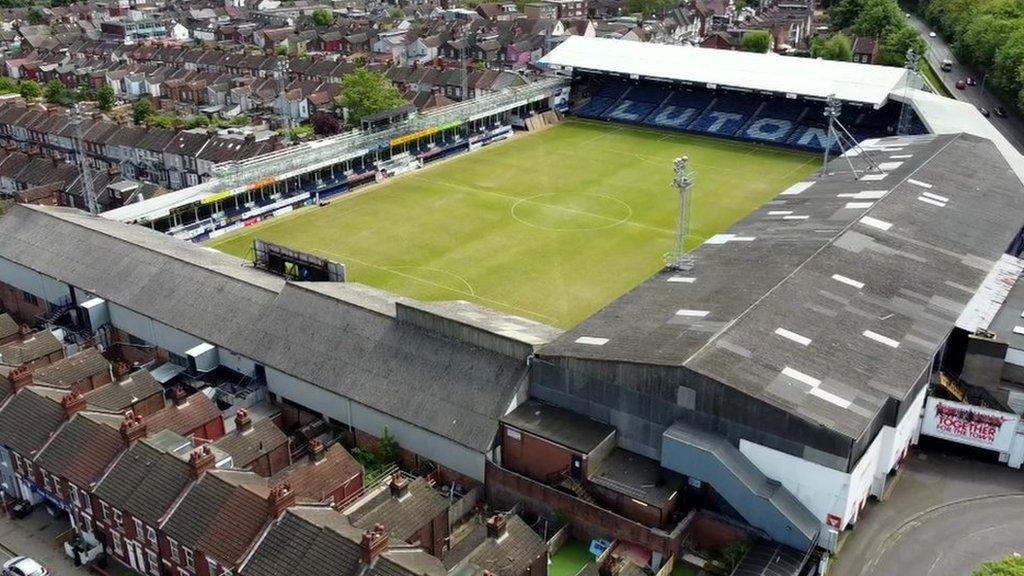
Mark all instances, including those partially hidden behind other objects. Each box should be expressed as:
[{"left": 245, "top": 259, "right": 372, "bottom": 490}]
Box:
[
  {"left": 955, "top": 15, "right": 1023, "bottom": 69},
  {"left": 311, "top": 8, "right": 334, "bottom": 26},
  {"left": 275, "top": 45, "right": 288, "bottom": 56},
  {"left": 338, "top": 68, "right": 407, "bottom": 124},
  {"left": 740, "top": 30, "right": 772, "bottom": 53},
  {"left": 878, "top": 25, "right": 928, "bottom": 66},
  {"left": 27, "top": 7, "right": 44, "bottom": 24},
  {"left": 811, "top": 33, "right": 854, "bottom": 61},
  {"left": 0, "top": 76, "right": 16, "bottom": 94},
  {"left": 43, "top": 79, "right": 66, "bottom": 103},
  {"left": 97, "top": 85, "right": 116, "bottom": 111},
  {"left": 993, "top": 26, "right": 1024, "bottom": 94},
  {"left": 973, "top": 555, "right": 1024, "bottom": 576},
  {"left": 829, "top": 0, "right": 866, "bottom": 30},
  {"left": 626, "top": 0, "right": 673, "bottom": 17},
  {"left": 852, "top": 0, "right": 904, "bottom": 37},
  {"left": 310, "top": 111, "right": 342, "bottom": 136},
  {"left": 132, "top": 98, "right": 155, "bottom": 124},
  {"left": 18, "top": 80, "right": 41, "bottom": 100}
]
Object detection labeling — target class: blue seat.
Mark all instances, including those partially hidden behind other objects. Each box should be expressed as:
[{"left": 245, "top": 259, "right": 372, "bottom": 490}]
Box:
[
  {"left": 605, "top": 100, "right": 658, "bottom": 122},
  {"left": 576, "top": 97, "right": 615, "bottom": 118}
]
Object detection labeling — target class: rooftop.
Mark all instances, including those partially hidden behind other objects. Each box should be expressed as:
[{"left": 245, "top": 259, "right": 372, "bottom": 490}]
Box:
[
  {"left": 347, "top": 477, "right": 448, "bottom": 542},
  {"left": 32, "top": 348, "right": 110, "bottom": 389},
  {"left": 501, "top": 399, "right": 615, "bottom": 454},
  {"left": 92, "top": 435, "right": 196, "bottom": 525},
  {"left": 540, "top": 35, "right": 910, "bottom": 107}
]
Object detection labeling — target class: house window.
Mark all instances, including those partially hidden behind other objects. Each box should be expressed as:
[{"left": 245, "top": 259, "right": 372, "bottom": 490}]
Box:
[
  {"left": 69, "top": 485, "right": 80, "bottom": 507},
  {"left": 113, "top": 509, "right": 123, "bottom": 530},
  {"left": 168, "top": 538, "right": 180, "bottom": 563},
  {"left": 21, "top": 291, "right": 38, "bottom": 306},
  {"left": 111, "top": 533, "right": 123, "bottom": 556},
  {"left": 147, "top": 526, "right": 158, "bottom": 548},
  {"left": 133, "top": 518, "right": 144, "bottom": 539},
  {"left": 53, "top": 477, "right": 63, "bottom": 498},
  {"left": 148, "top": 550, "right": 160, "bottom": 576},
  {"left": 101, "top": 502, "right": 110, "bottom": 522},
  {"left": 207, "top": 559, "right": 218, "bottom": 575},
  {"left": 83, "top": 493, "right": 93, "bottom": 515},
  {"left": 183, "top": 547, "right": 195, "bottom": 569}
]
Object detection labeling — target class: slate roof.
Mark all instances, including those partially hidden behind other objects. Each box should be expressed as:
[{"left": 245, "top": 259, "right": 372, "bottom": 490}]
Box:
[
  {"left": 348, "top": 477, "right": 448, "bottom": 542},
  {"left": 161, "top": 469, "right": 270, "bottom": 565},
  {"left": 0, "top": 205, "right": 528, "bottom": 452},
  {"left": 271, "top": 444, "right": 362, "bottom": 504},
  {"left": 143, "top": 392, "right": 222, "bottom": 439},
  {"left": 0, "top": 329, "right": 62, "bottom": 365},
  {"left": 448, "top": 515, "right": 547, "bottom": 576},
  {"left": 241, "top": 506, "right": 446, "bottom": 576},
  {"left": 214, "top": 419, "right": 288, "bottom": 469},
  {"left": 32, "top": 348, "right": 110, "bottom": 389},
  {"left": 541, "top": 133, "right": 1024, "bottom": 441},
  {"left": 92, "top": 437, "right": 195, "bottom": 525},
  {"left": 0, "top": 387, "right": 66, "bottom": 456},
  {"left": 501, "top": 399, "right": 614, "bottom": 453},
  {"left": 0, "top": 314, "right": 17, "bottom": 341},
  {"left": 83, "top": 369, "right": 162, "bottom": 413},
  {"left": 36, "top": 411, "right": 125, "bottom": 488}
]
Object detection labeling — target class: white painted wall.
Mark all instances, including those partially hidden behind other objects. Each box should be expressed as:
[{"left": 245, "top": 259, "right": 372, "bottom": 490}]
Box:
[{"left": 266, "top": 367, "right": 486, "bottom": 480}]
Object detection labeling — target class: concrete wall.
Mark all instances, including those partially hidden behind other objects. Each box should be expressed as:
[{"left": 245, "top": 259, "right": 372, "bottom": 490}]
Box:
[
  {"left": 0, "top": 259, "right": 72, "bottom": 308},
  {"left": 267, "top": 367, "right": 487, "bottom": 480}
]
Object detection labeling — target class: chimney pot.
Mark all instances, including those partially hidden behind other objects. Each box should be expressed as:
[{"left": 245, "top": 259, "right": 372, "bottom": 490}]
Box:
[
  {"left": 170, "top": 385, "right": 187, "bottom": 406},
  {"left": 18, "top": 324, "right": 32, "bottom": 341},
  {"left": 9, "top": 365, "right": 33, "bottom": 392},
  {"left": 486, "top": 513, "right": 507, "bottom": 540},
  {"left": 119, "top": 410, "right": 147, "bottom": 444},
  {"left": 235, "top": 408, "right": 253, "bottom": 433},
  {"left": 61, "top": 391, "right": 87, "bottom": 420},
  {"left": 389, "top": 474, "right": 409, "bottom": 500},
  {"left": 268, "top": 482, "right": 296, "bottom": 517},
  {"left": 188, "top": 445, "right": 217, "bottom": 477},
  {"left": 308, "top": 439, "right": 325, "bottom": 463},
  {"left": 360, "top": 524, "right": 389, "bottom": 564},
  {"left": 114, "top": 362, "right": 131, "bottom": 379}
]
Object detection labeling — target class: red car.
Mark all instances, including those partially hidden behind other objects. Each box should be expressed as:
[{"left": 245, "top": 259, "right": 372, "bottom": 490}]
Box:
[{"left": 955, "top": 80, "right": 966, "bottom": 90}]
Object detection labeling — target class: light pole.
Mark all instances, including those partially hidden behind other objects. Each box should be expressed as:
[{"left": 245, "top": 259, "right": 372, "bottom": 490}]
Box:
[
  {"left": 821, "top": 95, "right": 841, "bottom": 175},
  {"left": 897, "top": 49, "right": 919, "bottom": 135},
  {"left": 665, "top": 156, "right": 695, "bottom": 272},
  {"left": 277, "top": 58, "right": 292, "bottom": 144},
  {"left": 70, "top": 103, "right": 97, "bottom": 214}
]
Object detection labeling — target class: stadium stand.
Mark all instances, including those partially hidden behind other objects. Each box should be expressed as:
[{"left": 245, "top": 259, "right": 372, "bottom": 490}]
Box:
[{"left": 569, "top": 76, "right": 923, "bottom": 153}]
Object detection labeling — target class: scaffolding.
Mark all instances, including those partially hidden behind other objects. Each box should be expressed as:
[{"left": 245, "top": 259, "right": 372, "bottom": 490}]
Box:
[{"left": 211, "top": 76, "right": 569, "bottom": 190}]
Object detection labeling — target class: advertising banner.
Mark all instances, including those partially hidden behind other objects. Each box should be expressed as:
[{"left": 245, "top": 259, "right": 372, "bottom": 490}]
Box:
[{"left": 921, "top": 397, "right": 1020, "bottom": 452}]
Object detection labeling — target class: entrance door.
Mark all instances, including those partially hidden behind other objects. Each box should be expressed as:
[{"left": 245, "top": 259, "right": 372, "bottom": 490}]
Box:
[{"left": 570, "top": 454, "right": 583, "bottom": 480}]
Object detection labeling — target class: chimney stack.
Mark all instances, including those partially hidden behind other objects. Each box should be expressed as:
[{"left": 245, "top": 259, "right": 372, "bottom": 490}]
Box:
[
  {"left": 268, "top": 483, "right": 296, "bottom": 517},
  {"left": 188, "top": 445, "right": 216, "bottom": 478},
  {"left": 486, "top": 513, "right": 507, "bottom": 540},
  {"left": 598, "top": 556, "right": 621, "bottom": 576},
  {"left": 308, "top": 439, "right": 325, "bottom": 464},
  {"left": 119, "top": 411, "right": 147, "bottom": 444},
  {"left": 9, "top": 365, "right": 32, "bottom": 393},
  {"left": 235, "top": 408, "right": 253, "bottom": 433},
  {"left": 360, "top": 524, "right": 389, "bottom": 564},
  {"left": 170, "top": 385, "right": 188, "bottom": 407},
  {"left": 114, "top": 362, "right": 131, "bottom": 380},
  {"left": 389, "top": 474, "right": 409, "bottom": 500},
  {"left": 18, "top": 324, "right": 32, "bottom": 342},
  {"left": 61, "top": 391, "right": 87, "bottom": 420}
]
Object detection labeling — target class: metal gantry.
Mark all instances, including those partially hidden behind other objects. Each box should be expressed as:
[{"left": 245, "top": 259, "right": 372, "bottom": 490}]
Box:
[
  {"left": 70, "top": 103, "right": 98, "bottom": 215},
  {"left": 665, "top": 155, "right": 695, "bottom": 272},
  {"left": 897, "top": 49, "right": 920, "bottom": 136}
]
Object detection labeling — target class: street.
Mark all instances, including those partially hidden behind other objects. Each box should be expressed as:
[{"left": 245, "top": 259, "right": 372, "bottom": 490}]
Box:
[
  {"left": 0, "top": 508, "right": 84, "bottom": 576},
  {"left": 907, "top": 13, "right": 1024, "bottom": 153},
  {"left": 830, "top": 439, "right": 1024, "bottom": 576}
]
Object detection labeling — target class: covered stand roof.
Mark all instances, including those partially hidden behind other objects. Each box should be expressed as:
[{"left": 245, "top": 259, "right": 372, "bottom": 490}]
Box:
[{"left": 540, "top": 35, "right": 911, "bottom": 107}]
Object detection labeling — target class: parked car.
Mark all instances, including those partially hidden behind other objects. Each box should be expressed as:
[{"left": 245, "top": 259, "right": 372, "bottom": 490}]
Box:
[
  {"left": 955, "top": 80, "right": 966, "bottom": 90},
  {"left": 979, "top": 106, "right": 990, "bottom": 117},
  {"left": 2, "top": 557, "right": 48, "bottom": 576},
  {"left": 929, "top": 31, "right": 937, "bottom": 37},
  {"left": 940, "top": 60, "right": 953, "bottom": 71},
  {"left": 966, "top": 76, "right": 977, "bottom": 86},
  {"left": 995, "top": 106, "right": 1008, "bottom": 117}
]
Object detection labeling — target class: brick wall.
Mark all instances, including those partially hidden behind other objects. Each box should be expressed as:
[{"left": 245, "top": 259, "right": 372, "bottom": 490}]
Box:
[
  {"left": 0, "top": 282, "right": 49, "bottom": 322},
  {"left": 485, "top": 462, "right": 684, "bottom": 557},
  {"left": 501, "top": 425, "right": 578, "bottom": 482},
  {"left": 250, "top": 441, "right": 292, "bottom": 477}
]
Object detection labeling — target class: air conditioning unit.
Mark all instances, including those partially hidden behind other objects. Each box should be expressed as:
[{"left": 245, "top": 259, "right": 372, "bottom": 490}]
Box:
[{"left": 186, "top": 342, "right": 220, "bottom": 373}]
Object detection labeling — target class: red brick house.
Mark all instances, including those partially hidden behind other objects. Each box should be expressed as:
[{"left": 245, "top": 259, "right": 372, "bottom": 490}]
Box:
[
  {"left": 346, "top": 475, "right": 450, "bottom": 558},
  {"left": 82, "top": 367, "right": 165, "bottom": 418},
  {"left": 31, "top": 348, "right": 113, "bottom": 395},
  {"left": 143, "top": 387, "right": 225, "bottom": 443},
  {"left": 272, "top": 440, "right": 363, "bottom": 507},
  {"left": 0, "top": 326, "right": 65, "bottom": 370},
  {"left": 0, "top": 313, "right": 18, "bottom": 345},
  {"left": 212, "top": 409, "right": 289, "bottom": 477},
  {"left": 0, "top": 386, "right": 70, "bottom": 501}
]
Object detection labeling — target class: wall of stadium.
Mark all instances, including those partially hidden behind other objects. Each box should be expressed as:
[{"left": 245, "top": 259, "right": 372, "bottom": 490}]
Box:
[
  {"left": 266, "top": 366, "right": 486, "bottom": 481},
  {"left": 0, "top": 257, "right": 73, "bottom": 307}
]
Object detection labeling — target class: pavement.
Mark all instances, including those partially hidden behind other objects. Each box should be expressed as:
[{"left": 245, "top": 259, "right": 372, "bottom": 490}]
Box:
[
  {"left": 0, "top": 507, "right": 88, "bottom": 576},
  {"left": 830, "top": 438, "right": 1024, "bottom": 576},
  {"left": 907, "top": 13, "right": 1024, "bottom": 153}
]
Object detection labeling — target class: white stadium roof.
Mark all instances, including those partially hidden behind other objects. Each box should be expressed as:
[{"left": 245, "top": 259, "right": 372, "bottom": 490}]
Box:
[{"left": 540, "top": 36, "right": 911, "bottom": 108}]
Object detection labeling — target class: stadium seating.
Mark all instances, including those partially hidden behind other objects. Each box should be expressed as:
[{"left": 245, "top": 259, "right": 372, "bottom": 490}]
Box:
[{"left": 570, "top": 78, "right": 922, "bottom": 152}]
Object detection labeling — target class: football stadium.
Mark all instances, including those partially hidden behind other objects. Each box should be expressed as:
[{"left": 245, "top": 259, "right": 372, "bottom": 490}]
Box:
[{"left": 4, "top": 35, "right": 1024, "bottom": 571}]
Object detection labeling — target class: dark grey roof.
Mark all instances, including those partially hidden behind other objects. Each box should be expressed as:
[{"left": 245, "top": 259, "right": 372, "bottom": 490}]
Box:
[
  {"left": 590, "top": 448, "right": 682, "bottom": 507},
  {"left": 83, "top": 369, "right": 162, "bottom": 412},
  {"left": 541, "top": 133, "right": 1024, "bottom": 441},
  {"left": 348, "top": 477, "right": 448, "bottom": 542},
  {"left": 93, "top": 438, "right": 195, "bottom": 525},
  {"left": 0, "top": 206, "right": 527, "bottom": 452},
  {"left": 241, "top": 506, "right": 446, "bottom": 576},
  {"left": 32, "top": 348, "right": 110, "bottom": 389},
  {"left": 0, "top": 329, "right": 62, "bottom": 365},
  {"left": 447, "top": 515, "right": 547, "bottom": 576},
  {"left": 214, "top": 419, "right": 289, "bottom": 468},
  {"left": 0, "top": 313, "right": 17, "bottom": 341},
  {"left": 501, "top": 399, "right": 614, "bottom": 453},
  {"left": 0, "top": 387, "right": 66, "bottom": 457}
]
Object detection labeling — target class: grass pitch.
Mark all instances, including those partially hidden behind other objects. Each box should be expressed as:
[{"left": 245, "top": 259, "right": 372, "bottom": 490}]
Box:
[{"left": 209, "top": 120, "right": 817, "bottom": 328}]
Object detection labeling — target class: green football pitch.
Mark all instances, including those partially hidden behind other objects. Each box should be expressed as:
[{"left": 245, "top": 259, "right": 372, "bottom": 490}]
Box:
[{"left": 209, "top": 120, "right": 818, "bottom": 328}]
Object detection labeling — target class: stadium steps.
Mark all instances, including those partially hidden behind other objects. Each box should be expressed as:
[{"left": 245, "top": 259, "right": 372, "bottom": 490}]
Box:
[{"left": 737, "top": 101, "right": 770, "bottom": 134}]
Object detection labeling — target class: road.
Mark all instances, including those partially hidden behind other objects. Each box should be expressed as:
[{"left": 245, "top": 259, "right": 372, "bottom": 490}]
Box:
[
  {"left": 830, "top": 440, "right": 1024, "bottom": 576},
  {"left": 907, "top": 13, "right": 1024, "bottom": 153}
]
